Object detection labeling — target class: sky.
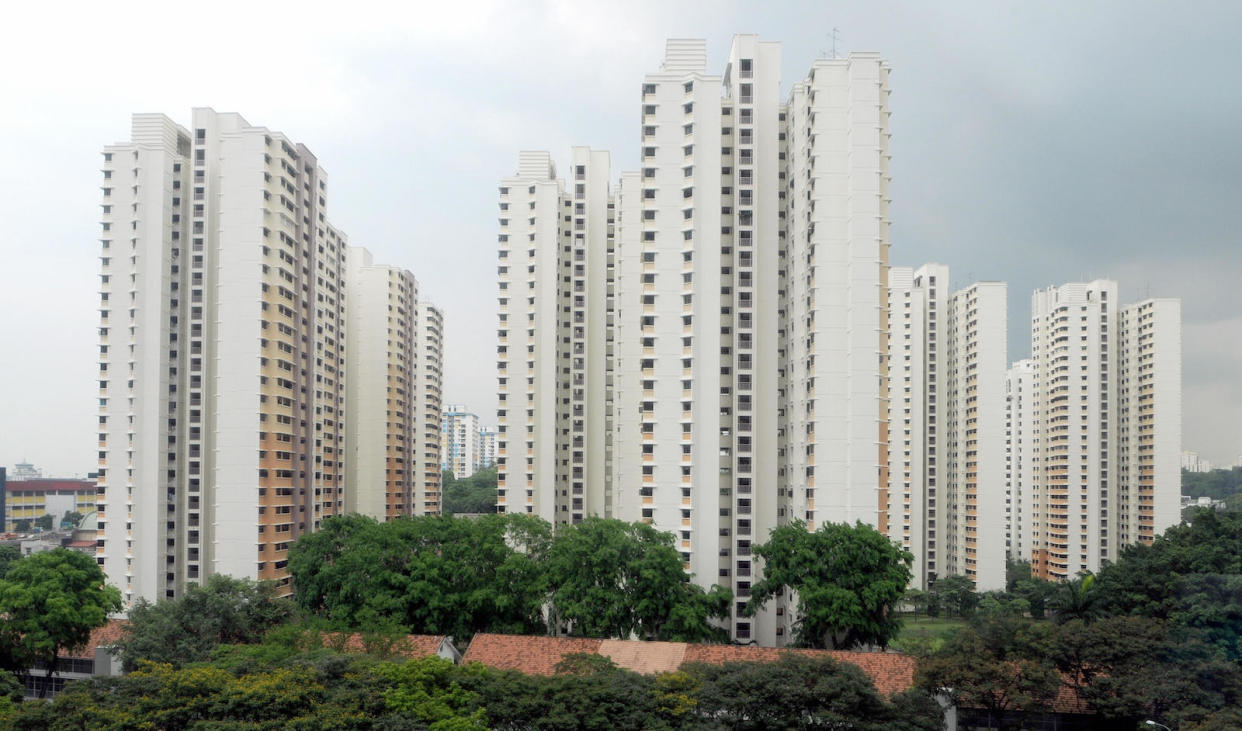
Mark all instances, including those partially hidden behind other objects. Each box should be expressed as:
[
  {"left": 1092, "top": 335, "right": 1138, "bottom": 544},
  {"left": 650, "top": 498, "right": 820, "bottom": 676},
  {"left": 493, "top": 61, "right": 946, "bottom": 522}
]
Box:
[{"left": 1, "top": 0, "right": 1239, "bottom": 477}]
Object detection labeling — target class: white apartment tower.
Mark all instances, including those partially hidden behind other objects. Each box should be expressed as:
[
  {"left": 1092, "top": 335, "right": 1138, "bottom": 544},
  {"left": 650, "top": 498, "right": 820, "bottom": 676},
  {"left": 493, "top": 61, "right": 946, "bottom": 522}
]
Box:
[
  {"left": 782, "top": 52, "right": 893, "bottom": 535},
  {"left": 441, "top": 405, "right": 481, "bottom": 479},
  {"left": 97, "top": 110, "right": 347, "bottom": 604},
  {"left": 344, "top": 246, "right": 443, "bottom": 521},
  {"left": 1005, "top": 359, "right": 1037, "bottom": 566},
  {"left": 1116, "top": 298, "right": 1181, "bottom": 546},
  {"left": 499, "top": 37, "right": 895, "bottom": 644},
  {"left": 478, "top": 429, "right": 498, "bottom": 469},
  {"left": 496, "top": 149, "right": 613, "bottom": 524},
  {"left": 1027, "top": 282, "right": 1180, "bottom": 580},
  {"left": 416, "top": 303, "right": 445, "bottom": 514},
  {"left": 887, "top": 265, "right": 1007, "bottom": 591}
]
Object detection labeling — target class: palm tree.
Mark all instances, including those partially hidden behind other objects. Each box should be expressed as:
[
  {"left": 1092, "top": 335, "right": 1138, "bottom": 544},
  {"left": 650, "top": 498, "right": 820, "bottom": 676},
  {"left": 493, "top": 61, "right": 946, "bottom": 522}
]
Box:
[{"left": 1050, "top": 572, "right": 1103, "bottom": 624}]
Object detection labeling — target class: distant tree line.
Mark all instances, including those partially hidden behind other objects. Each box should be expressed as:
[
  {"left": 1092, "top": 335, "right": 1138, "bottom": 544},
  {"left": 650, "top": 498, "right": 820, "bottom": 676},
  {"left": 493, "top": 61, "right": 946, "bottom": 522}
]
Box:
[{"left": 441, "top": 467, "right": 499, "bottom": 515}]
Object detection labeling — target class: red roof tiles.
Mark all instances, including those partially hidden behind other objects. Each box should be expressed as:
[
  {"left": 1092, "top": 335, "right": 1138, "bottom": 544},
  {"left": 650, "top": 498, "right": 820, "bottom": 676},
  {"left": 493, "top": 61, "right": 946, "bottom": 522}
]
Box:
[
  {"left": 462, "top": 634, "right": 916, "bottom": 696},
  {"left": 322, "top": 632, "right": 448, "bottom": 659},
  {"left": 5, "top": 479, "right": 95, "bottom": 493},
  {"left": 463, "top": 634, "right": 604, "bottom": 675},
  {"left": 65, "top": 618, "right": 129, "bottom": 659}
]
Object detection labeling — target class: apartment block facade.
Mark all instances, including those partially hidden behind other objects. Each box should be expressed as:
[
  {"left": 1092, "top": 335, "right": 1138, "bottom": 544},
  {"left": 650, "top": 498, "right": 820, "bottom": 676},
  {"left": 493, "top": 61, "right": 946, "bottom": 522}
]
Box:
[
  {"left": 441, "top": 405, "right": 480, "bottom": 479},
  {"left": 887, "top": 266, "right": 1007, "bottom": 591},
  {"left": 1026, "top": 282, "right": 1180, "bottom": 580},
  {"left": 497, "top": 38, "right": 893, "bottom": 644},
  {"left": 97, "top": 110, "right": 348, "bottom": 603},
  {"left": 496, "top": 149, "right": 613, "bottom": 524},
  {"left": 344, "top": 247, "right": 443, "bottom": 521}
]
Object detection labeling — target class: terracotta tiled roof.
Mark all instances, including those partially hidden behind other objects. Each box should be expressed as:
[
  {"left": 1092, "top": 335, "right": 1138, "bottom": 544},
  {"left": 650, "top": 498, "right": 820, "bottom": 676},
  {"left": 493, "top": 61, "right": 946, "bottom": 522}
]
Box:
[
  {"left": 462, "top": 634, "right": 916, "bottom": 696},
  {"left": 322, "top": 632, "right": 447, "bottom": 659},
  {"left": 681, "top": 644, "right": 917, "bottom": 697},
  {"left": 5, "top": 479, "right": 95, "bottom": 493},
  {"left": 463, "top": 634, "right": 603, "bottom": 675},
  {"left": 64, "top": 618, "right": 129, "bottom": 659}
]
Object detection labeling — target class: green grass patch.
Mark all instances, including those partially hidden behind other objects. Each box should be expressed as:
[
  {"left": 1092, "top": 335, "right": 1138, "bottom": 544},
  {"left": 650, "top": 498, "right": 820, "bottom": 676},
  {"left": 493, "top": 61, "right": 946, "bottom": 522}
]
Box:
[{"left": 890, "top": 615, "right": 968, "bottom": 654}]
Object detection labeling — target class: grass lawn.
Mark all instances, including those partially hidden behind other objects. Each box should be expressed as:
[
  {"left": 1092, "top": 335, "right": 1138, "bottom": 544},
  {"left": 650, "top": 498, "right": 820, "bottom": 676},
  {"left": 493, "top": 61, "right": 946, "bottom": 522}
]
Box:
[{"left": 891, "top": 615, "right": 968, "bottom": 653}]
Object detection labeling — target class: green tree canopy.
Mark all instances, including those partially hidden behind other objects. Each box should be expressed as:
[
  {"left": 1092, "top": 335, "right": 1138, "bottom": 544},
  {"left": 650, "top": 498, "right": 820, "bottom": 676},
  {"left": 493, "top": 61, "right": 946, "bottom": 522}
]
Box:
[
  {"left": 686, "top": 653, "right": 941, "bottom": 731},
  {"left": 1094, "top": 509, "right": 1242, "bottom": 660},
  {"left": 745, "top": 520, "right": 913, "bottom": 649},
  {"left": 114, "top": 574, "right": 293, "bottom": 671},
  {"left": 916, "top": 613, "right": 1059, "bottom": 725},
  {"left": 288, "top": 512, "right": 550, "bottom": 639},
  {"left": 545, "top": 517, "right": 731, "bottom": 642},
  {"left": 442, "top": 467, "right": 499, "bottom": 515},
  {"left": 0, "top": 549, "right": 121, "bottom": 696}
]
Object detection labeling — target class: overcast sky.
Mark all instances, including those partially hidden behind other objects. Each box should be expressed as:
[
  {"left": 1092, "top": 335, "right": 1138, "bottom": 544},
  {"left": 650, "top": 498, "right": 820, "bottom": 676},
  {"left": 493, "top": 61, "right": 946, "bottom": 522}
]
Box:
[{"left": 2, "top": 0, "right": 1239, "bottom": 477}]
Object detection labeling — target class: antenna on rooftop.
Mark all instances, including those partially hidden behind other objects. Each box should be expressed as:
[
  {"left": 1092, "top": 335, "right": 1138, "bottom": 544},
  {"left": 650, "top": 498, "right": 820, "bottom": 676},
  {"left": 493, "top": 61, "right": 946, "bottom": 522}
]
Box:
[{"left": 821, "top": 27, "right": 841, "bottom": 59}]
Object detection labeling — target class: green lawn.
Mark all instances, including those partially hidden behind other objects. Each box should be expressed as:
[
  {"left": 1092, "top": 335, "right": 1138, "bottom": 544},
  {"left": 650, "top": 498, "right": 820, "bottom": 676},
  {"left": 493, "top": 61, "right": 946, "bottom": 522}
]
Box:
[{"left": 891, "top": 615, "right": 968, "bottom": 653}]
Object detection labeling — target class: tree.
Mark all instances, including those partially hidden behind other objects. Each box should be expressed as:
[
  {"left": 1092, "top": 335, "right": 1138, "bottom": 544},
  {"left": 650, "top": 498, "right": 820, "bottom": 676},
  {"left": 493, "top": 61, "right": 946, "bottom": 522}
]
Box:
[
  {"left": 930, "top": 574, "right": 978, "bottom": 618},
  {"left": 443, "top": 467, "right": 499, "bottom": 515},
  {"left": 1049, "top": 616, "right": 1242, "bottom": 729},
  {"left": 0, "top": 545, "right": 19, "bottom": 579},
  {"left": 289, "top": 513, "right": 550, "bottom": 639},
  {"left": 60, "top": 510, "right": 81, "bottom": 529},
  {"left": 33, "top": 513, "right": 54, "bottom": 531},
  {"left": 1049, "top": 572, "right": 1104, "bottom": 624},
  {"left": 686, "top": 653, "right": 941, "bottom": 731},
  {"left": 0, "top": 549, "right": 121, "bottom": 696},
  {"left": 917, "top": 614, "right": 1059, "bottom": 728},
  {"left": 1094, "top": 509, "right": 1242, "bottom": 660},
  {"left": 114, "top": 574, "right": 293, "bottom": 671},
  {"left": 544, "top": 517, "right": 731, "bottom": 641},
  {"left": 746, "top": 520, "right": 913, "bottom": 649}
]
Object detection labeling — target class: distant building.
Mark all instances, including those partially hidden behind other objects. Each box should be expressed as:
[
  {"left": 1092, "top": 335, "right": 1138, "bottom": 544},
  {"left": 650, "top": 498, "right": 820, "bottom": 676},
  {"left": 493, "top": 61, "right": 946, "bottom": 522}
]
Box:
[
  {"left": 478, "top": 429, "right": 498, "bottom": 470},
  {"left": 344, "top": 247, "right": 444, "bottom": 520},
  {"left": 9, "top": 460, "right": 42, "bottom": 481},
  {"left": 1181, "top": 450, "right": 1212, "bottom": 473},
  {"left": 4, "top": 479, "right": 96, "bottom": 533},
  {"left": 886, "top": 266, "right": 1008, "bottom": 591},
  {"left": 441, "top": 405, "right": 481, "bottom": 479},
  {"left": 1023, "top": 282, "right": 1181, "bottom": 581}
]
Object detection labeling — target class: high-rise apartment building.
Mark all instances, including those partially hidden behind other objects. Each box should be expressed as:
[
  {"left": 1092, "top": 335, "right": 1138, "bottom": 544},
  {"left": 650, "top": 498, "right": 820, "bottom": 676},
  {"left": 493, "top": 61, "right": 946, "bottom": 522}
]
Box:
[
  {"left": 344, "top": 247, "right": 443, "bottom": 521},
  {"left": 478, "top": 429, "right": 498, "bottom": 469},
  {"left": 1005, "top": 358, "right": 1037, "bottom": 566},
  {"left": 887, "top": 266, "right": 1007, "bottom": 590},
  {"left": 416, "top": 304, "right": 445, "bottom": 514},
  {"left": 97, "top": 110, "right": 347, "bottom": 603},
  {"left": 441, "top": 405, "right": 480, "bottom": 479},
  {"left": 1026, "top": 282, "right": 1180, "bottom": 580},
  {"left": 496, "top": 148, "right": 613, "bottom": 523},
  {"left": 499, "top": 37, "right": 894, "bottom": 644}
]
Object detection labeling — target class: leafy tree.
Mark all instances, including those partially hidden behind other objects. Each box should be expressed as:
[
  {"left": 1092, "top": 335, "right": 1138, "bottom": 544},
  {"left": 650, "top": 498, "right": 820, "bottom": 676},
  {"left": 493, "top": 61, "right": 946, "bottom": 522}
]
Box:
[
  {"left": 686, "top": 653, "right": 941, "bottom": 731},
  {"left": 0, "top": 545, "right": 19, "bottom": 579},
  {"left": 1005, "top": 558, "right": 1033, "bottom": 592},
  {"left": 443, "top": 467, "right": 499, "bottom": 515},
  {"left": 545, "top": 517, "right": 731, "bottom": 642},
  {"left": 33, "top": 513, "right": 54, "bottom": 531},
  {"left": 746, "top": 520, "right": 913, "bottom": 649},
  {"left": 60, "top": 511, "right": 81, "bottom": 528},
  {"left": 12, "top": 519, "right": 31, "bottom": 533},
  {"left": 917, "top": 613, "right": 1059, "bottom": 727},
  {"left": 375, "top": 656, "right": 489, "bottom": 730},
  {"left": 930, "top": 574, "right": 978, "bottom": 618},
  {"left": 1049, "top": 572, "right": 1105, "bottom": 624},
  {"left": 114, "top": 573, "right": 293, "bottom": 670},
  {"left": 289, "top": 513, "right": 549, "bottom": 639},
  {"left": 0, "top": 549, "right": 121, "bottom": 696},
  {"left": 1050, "top": 616, "right": 1242, "bottom": 729},
  {"left": 1094, "top": 509, "right": 1242, "bottom": 660}
]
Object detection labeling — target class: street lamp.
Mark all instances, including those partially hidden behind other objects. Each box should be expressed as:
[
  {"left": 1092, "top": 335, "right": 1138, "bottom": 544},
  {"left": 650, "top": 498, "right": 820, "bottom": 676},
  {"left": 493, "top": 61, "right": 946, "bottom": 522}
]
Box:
[{"left": 1144, "top": 722, "right": 1171, "bottom": 731}]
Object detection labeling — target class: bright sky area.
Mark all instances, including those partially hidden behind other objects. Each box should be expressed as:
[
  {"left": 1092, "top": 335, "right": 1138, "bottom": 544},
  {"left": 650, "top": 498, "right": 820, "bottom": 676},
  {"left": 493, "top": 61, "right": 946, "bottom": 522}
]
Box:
[{"left": 1, "top": 0, "right": 1239, "bottom": 476}]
